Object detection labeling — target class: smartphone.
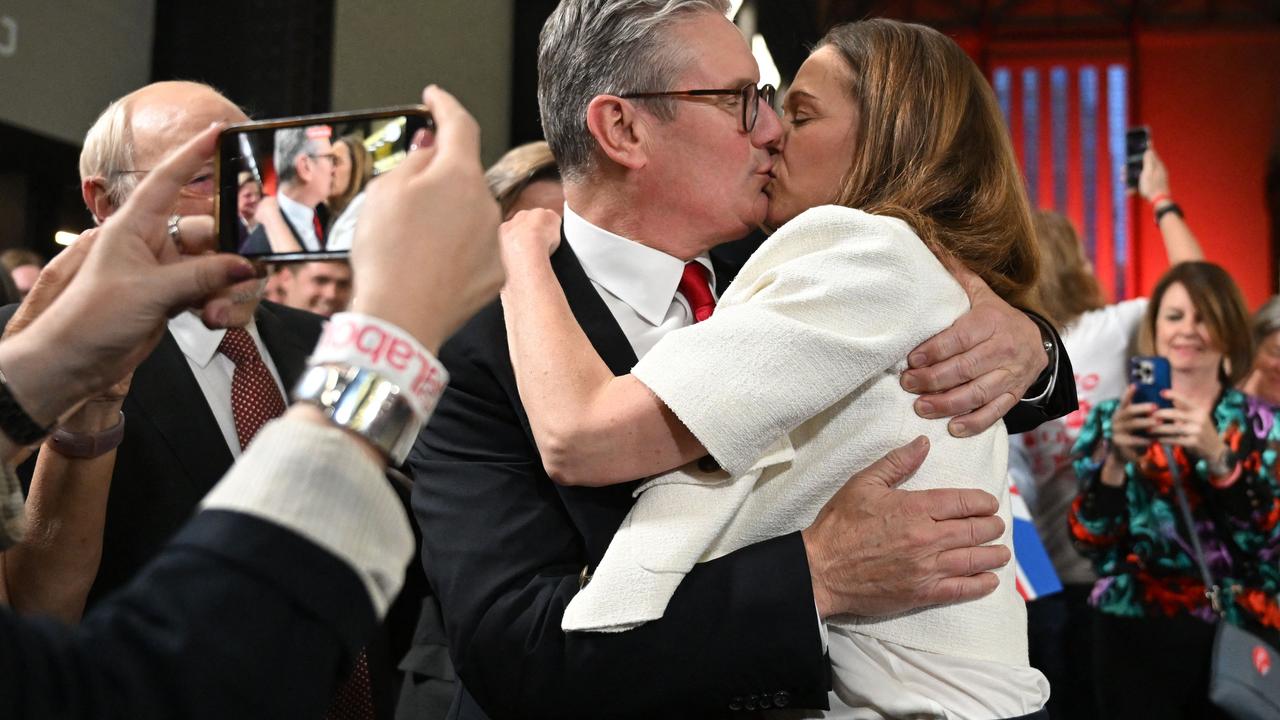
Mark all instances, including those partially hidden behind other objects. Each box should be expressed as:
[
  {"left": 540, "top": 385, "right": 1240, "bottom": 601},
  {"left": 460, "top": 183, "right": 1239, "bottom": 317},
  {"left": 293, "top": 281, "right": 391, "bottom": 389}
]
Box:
[
  {"left": 215, "top": 105, "right": 434, "bottom": 262},
  {"left": 1129, "top": 355, "right": 1172, "bottom": 410},
  {"left": 1124, "top": 126, "right": 1150, "bottom": 191}
]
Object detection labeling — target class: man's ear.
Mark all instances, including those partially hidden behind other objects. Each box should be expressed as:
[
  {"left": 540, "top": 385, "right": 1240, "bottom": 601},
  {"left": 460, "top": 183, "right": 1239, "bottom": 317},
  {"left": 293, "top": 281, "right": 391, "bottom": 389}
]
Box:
[
  {"left": 294, "top": 154, "right": 312, "bottom": 185},
  {"left": 81, "top": 177, "right": 114, "bottom": 225},
  {"left": 585, "top": 95, "right": 650, "bottom": 171}
]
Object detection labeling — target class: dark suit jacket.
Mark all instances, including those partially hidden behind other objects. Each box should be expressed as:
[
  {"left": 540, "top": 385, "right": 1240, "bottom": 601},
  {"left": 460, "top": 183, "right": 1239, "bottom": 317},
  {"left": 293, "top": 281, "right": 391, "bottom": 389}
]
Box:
[
  {"left": 1, "top": 510, "right": 375, "bottom": 719},
  {"left": 408, "top": 241, "right": 829, "bottom": 720},
  {"left": 241, "top": 203, "right": 329, "bottom": 255},
  {"left": 407, "top": 233, "right": 1077, "bottom": 719}
]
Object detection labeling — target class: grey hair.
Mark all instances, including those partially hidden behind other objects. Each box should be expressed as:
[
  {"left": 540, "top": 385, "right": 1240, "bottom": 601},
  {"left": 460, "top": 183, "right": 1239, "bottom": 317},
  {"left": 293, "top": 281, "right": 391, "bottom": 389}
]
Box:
[
  {"left": 537, "top": 0, "right": 731, "bottom": 183},
  {"left": 274, "top": 127, "right": 326, "bottom": 184},
  {"left": 79, "top": 95, "right": 139, "bottom": 210},
  {"left": 1254, "top": 296, "right": 1280, "bottom": 347}
]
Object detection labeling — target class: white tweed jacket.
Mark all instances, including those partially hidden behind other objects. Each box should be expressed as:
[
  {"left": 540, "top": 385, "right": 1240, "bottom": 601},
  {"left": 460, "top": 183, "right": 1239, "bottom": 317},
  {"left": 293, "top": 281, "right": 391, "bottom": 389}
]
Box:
[{"left": 561, "top": 205, "right": 1026, "bottom": 668}]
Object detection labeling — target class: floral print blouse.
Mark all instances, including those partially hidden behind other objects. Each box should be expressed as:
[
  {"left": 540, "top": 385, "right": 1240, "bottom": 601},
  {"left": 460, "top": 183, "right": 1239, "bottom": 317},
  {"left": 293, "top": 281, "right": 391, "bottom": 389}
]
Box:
[{"left": 1069, "top": 389, "right": 1280, "bottom": 638}]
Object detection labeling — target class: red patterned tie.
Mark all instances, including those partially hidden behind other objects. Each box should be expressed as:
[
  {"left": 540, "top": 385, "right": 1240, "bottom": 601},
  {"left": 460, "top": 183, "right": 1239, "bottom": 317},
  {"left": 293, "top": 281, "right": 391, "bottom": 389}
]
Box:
[
  {"left": 217, "top": 327, "right": 287, "bottom": 449},
  {"left": 326, "top": 652, "right": 376, "bottom": 720},
  {"left": 677, "top": 262, "right": 716, "bottom": 323},
  {"left": 313, "top": 213, "right": 327, "bottom": 249}
]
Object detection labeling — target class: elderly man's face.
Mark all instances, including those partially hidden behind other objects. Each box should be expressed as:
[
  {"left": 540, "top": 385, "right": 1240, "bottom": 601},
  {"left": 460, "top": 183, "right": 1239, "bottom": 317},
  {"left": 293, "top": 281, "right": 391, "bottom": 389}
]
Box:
[
  {"left": 637, "top": 11, "right": 780, "bottom": 251},
  {"left": 125, "top": 83, "right": 260, "bottom": 323}
]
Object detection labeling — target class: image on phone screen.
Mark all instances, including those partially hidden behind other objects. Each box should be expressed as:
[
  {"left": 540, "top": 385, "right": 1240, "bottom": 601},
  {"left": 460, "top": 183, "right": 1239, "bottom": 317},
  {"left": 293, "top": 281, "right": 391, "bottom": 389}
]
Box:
[{"left": 216, "top": 106, "right": 433, "bottom": 262}]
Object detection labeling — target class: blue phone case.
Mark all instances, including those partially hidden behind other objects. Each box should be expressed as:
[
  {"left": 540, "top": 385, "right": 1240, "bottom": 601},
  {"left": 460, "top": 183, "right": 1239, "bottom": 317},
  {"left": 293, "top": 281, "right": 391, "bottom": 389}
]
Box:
[{"left": 1129, "top": 356, "right": 1172, "bottom": 409}]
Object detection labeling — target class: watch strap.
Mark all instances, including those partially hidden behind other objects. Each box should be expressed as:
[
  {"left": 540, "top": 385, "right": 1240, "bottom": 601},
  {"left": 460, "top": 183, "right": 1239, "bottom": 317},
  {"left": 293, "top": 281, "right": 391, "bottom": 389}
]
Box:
[{"left": 47, "top": 412, "right": 126, "bottom": 459}]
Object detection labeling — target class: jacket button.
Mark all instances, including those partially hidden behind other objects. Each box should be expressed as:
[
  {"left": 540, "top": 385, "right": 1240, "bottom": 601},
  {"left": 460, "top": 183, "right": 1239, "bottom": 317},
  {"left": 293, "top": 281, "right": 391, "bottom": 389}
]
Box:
[
  {"left": 759, "top": 695, "right": 773, "bottom": 709},
  {"left": 773, "top": 691, "right": 791, "bottom": 708},
  {"left": 729, "top": 696, "right": 742, "bottom": 711},
  {"left": 743, "top": 695, "right": 757, "bottom": 711},
  {"left": 697, "top": 455, "right": 720, "bottom": 473}
]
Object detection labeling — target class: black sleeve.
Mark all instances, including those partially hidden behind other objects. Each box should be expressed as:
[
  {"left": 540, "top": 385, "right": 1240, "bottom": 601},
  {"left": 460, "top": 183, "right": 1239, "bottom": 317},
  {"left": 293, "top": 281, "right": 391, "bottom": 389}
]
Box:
[
  {"left": 1005, "top": 311, "right": 1078, "bottom": 435},
  {"left": 409, "top": 308, "right": 830, "bottom": 719},
  {"left": 0, "top": 511, "right": 375, "bottom": 720}
]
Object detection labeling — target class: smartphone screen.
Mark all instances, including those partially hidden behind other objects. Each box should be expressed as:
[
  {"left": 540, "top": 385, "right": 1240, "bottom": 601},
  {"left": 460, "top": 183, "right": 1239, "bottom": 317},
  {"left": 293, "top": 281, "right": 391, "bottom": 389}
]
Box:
[
  {"left": 1129, "top": 355, "right": 1172, "bottom": 410},
  {"left": 1124, "top": 126, "right": 1150, "bottom": 191},
  {"left": 216, "top": 106, "right": 433, "bottom": 262}
]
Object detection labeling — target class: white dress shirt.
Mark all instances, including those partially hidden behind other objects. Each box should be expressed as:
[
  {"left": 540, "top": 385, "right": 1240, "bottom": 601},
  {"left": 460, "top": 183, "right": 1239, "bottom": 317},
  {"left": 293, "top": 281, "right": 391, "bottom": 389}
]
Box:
[
  {"left": 562, "top": 205, "right": 714, "bottom": 359},
  {"left": 167, "top": 311, "right": 288, "bottom": 457},
  {"left": 277, "top": 191, "right": 322, "bottom": 252}
]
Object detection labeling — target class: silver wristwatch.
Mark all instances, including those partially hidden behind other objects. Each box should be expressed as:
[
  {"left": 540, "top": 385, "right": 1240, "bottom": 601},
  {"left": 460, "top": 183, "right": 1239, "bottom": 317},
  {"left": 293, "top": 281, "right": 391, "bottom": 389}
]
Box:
[{"left": 292, "top": 363, "right": 423, "bottom": 465}]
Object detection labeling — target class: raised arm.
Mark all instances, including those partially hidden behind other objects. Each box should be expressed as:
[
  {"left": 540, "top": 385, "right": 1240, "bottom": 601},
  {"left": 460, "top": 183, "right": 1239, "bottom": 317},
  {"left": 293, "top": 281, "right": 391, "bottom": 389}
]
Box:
[
  {"left": 498, "top": 209, "right": 704, "bottom": 486},
  {"left": 1139, "top": 146, "right": 1204, "bottom": 264}
]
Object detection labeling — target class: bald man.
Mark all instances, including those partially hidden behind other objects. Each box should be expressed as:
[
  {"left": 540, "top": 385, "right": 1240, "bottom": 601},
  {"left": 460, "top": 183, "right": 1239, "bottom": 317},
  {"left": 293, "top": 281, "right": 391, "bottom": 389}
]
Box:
[{"left": 3, "top": 81, "right": 323, "bottom": 613}]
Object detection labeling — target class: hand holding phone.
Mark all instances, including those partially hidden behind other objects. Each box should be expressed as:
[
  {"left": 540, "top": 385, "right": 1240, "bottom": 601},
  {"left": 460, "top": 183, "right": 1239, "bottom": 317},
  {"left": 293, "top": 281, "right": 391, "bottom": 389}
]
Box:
[{"left": 1125, "top": 126, "right": 1150, "bottom": 192}]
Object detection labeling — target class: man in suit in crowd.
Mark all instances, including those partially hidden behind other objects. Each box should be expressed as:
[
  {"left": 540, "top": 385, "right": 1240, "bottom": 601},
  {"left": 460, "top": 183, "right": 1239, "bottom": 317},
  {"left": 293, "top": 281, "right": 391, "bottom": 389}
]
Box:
[
  {"left": 404, "top": 2, "right": 1076, "bottom": 719},
  {"left": 278, "top": 260, "right": 354, "bottom": 317},
  {"left": 241, "top": 125, "right": 335, "bottom": 255}
]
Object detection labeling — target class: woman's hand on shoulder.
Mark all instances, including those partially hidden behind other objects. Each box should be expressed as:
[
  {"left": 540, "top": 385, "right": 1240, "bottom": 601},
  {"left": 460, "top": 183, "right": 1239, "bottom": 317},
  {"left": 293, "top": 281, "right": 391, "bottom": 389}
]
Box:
[{"left": 498, "top": 208, "right": 561, "bottom": 281}]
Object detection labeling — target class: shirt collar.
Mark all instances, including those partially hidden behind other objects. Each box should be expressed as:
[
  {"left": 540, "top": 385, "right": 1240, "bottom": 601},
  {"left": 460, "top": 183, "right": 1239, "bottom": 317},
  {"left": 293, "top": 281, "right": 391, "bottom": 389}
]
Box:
[
  {"left": 168, "top": 311, "right": 260, "bottom": 368},
  {"left": 277, "top": 192, "right": 315, "bottom": 236},
  {"left": 562, "top": 204, "right": 715, "bottom": 327}
]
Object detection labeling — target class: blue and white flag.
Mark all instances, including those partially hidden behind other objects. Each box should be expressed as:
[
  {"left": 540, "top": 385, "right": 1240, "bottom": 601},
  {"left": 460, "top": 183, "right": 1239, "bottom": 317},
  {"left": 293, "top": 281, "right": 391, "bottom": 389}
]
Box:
[{"left": 1010, "top": 483, "right": 1062, "bottom": 601}]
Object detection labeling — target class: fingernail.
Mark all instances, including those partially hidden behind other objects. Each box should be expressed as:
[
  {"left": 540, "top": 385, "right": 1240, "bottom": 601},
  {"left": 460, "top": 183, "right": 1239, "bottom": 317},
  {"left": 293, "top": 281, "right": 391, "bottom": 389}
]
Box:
[
  {"left": 214, "top": 307, "right": 231, "bottom": 327},
  {"left": 228, "top": 262, "right": 257, "bottom": 282},
  {"left": 916, "top": 398, "right": 934, "bottom": 415},
  {"left": 901, "top": 374, "right": 919, "bottom": 392},
  {"left": 950, "top": 420, "right": 968, "bottom": 437},
  {"left": 409, "top": 127, "right": 431, "bottom": 152},
  {"left": 908, "top": 352, "right": 927, "bottom": 368}
]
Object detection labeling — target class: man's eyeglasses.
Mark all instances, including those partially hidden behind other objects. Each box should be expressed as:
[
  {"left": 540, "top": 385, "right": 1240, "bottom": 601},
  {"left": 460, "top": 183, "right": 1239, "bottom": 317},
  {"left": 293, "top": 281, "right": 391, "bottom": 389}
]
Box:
[
  {"left": 619, "top": 83, "right": 777, "bottom": 134},
  {"left": 309, "top": 152, "right": 338, "bottom": 164}
]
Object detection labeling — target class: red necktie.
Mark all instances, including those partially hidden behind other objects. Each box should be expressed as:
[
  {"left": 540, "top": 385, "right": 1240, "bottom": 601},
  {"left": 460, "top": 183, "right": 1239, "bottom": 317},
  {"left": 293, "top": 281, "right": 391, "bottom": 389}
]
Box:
[
  {"left": 217, "top": 327, "right": 287, "bottom": 449},
  {"left": 326, "top": 652, "right": 376, "bottom": 720},
  {"left": 313, "top": 213, "right": 326, "bottom": 249},
  {"left": 677, "top": 262, "right": 716, "bottom": 323}
]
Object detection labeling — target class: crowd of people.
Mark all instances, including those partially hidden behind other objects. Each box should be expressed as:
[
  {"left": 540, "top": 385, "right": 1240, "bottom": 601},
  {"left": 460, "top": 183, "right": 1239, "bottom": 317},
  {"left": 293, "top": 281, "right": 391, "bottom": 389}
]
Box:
[{"left": 0, "top": 1, "right": 1274, "bottom": 719}]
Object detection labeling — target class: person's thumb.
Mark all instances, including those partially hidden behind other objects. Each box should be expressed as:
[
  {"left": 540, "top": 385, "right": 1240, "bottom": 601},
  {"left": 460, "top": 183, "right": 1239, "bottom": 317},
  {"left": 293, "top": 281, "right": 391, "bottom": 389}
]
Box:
[
  {"left": 154, "top": 254, "right": 257, "bottom": 315},
  {"left": 853, "top": 436, "right": 930, "bottom": 490}
]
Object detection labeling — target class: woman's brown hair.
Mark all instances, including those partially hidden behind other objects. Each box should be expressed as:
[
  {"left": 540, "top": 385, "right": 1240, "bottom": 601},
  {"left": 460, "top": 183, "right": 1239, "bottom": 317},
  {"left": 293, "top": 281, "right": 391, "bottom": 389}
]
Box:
[
  {"left": 329, "top": 134, "right": 372, "bottom": 217},
  {"left": 820, "top": 19, "right": 1039, "bottom": 310},
  {"left": 1138, "top": 261, "right": 1253, "bottom": 386},
  {"left": 1032, "top": 210, "right": 1106, "bottom": 329}
]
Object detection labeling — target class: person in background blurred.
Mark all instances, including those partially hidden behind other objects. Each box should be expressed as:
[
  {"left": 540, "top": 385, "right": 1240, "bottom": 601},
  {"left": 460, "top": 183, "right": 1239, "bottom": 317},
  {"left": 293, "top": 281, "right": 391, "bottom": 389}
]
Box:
[
  {"left": 277, "top": 261, "right": 353, "bottom": 318},
  {"left": 1070, "top": 261, "right": 1277, "bottom": 720},
  {"left": 0, "top": 249, "right": 44, "bottom": 300},
  {"left": 1010, "top": 145, "right": 1206, "bottom": 719},
  {"left": 329, "top": 134, "right": 372, "bottom": 218},
  {"left": 237, "top": 171, "right": 262, "bottom": 233},
  {"left": 484, "top": 140, "right": 562, "bottom": 220},
  {"left": 1242, "top": 295, "right": 1280, "bottom": 406}
]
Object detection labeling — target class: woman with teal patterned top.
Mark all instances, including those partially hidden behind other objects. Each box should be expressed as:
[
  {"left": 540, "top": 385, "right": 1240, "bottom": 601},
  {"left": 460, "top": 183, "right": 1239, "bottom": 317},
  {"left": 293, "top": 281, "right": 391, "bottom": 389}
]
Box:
[{"left": 1070, "top": 261, "right": 1280, "bottom": 720}]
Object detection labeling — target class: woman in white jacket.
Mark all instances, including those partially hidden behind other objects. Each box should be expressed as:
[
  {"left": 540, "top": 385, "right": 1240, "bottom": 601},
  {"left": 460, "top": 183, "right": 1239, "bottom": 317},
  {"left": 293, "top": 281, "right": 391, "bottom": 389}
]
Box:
[{"left": 500, "top": 19, "right": 1047, "bottom": 720}]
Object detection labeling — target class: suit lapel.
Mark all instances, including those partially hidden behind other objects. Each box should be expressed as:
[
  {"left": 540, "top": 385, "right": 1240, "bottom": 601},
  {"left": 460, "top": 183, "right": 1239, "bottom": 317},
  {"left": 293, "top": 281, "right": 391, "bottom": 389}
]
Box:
[{"left": 126, "top": 331, "right": 233, "bottom": 495}]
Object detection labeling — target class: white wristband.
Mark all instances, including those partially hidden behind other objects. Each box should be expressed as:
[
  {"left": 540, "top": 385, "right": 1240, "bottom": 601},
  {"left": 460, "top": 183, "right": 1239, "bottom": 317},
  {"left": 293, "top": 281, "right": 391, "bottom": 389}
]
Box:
[{"left": 308, "top": 313, "right": 449, "bottom": 421}]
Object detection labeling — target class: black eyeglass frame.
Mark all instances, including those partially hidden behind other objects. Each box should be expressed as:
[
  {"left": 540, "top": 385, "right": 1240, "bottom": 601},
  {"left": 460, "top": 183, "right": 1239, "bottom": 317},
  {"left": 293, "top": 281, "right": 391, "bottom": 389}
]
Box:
[{"left": 619, "top": 83, "right": 777, "bottom": 134}]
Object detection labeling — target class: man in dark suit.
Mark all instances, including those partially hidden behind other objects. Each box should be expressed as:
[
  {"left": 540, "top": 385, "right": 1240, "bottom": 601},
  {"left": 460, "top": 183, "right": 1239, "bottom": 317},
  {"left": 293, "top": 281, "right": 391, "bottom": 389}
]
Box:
[
  {"left": 403, "top": 2, "right": 1075, "bottom": 719},
  {"left": 241, "top": 125, "right": 335, "bottom": 255}
]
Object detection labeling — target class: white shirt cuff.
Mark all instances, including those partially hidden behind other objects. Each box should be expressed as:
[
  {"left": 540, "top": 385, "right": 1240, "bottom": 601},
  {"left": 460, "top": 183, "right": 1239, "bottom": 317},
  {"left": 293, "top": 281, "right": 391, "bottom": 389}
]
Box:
[{"left": 200, "top": 415, "right": 414, "bottom": 617}]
